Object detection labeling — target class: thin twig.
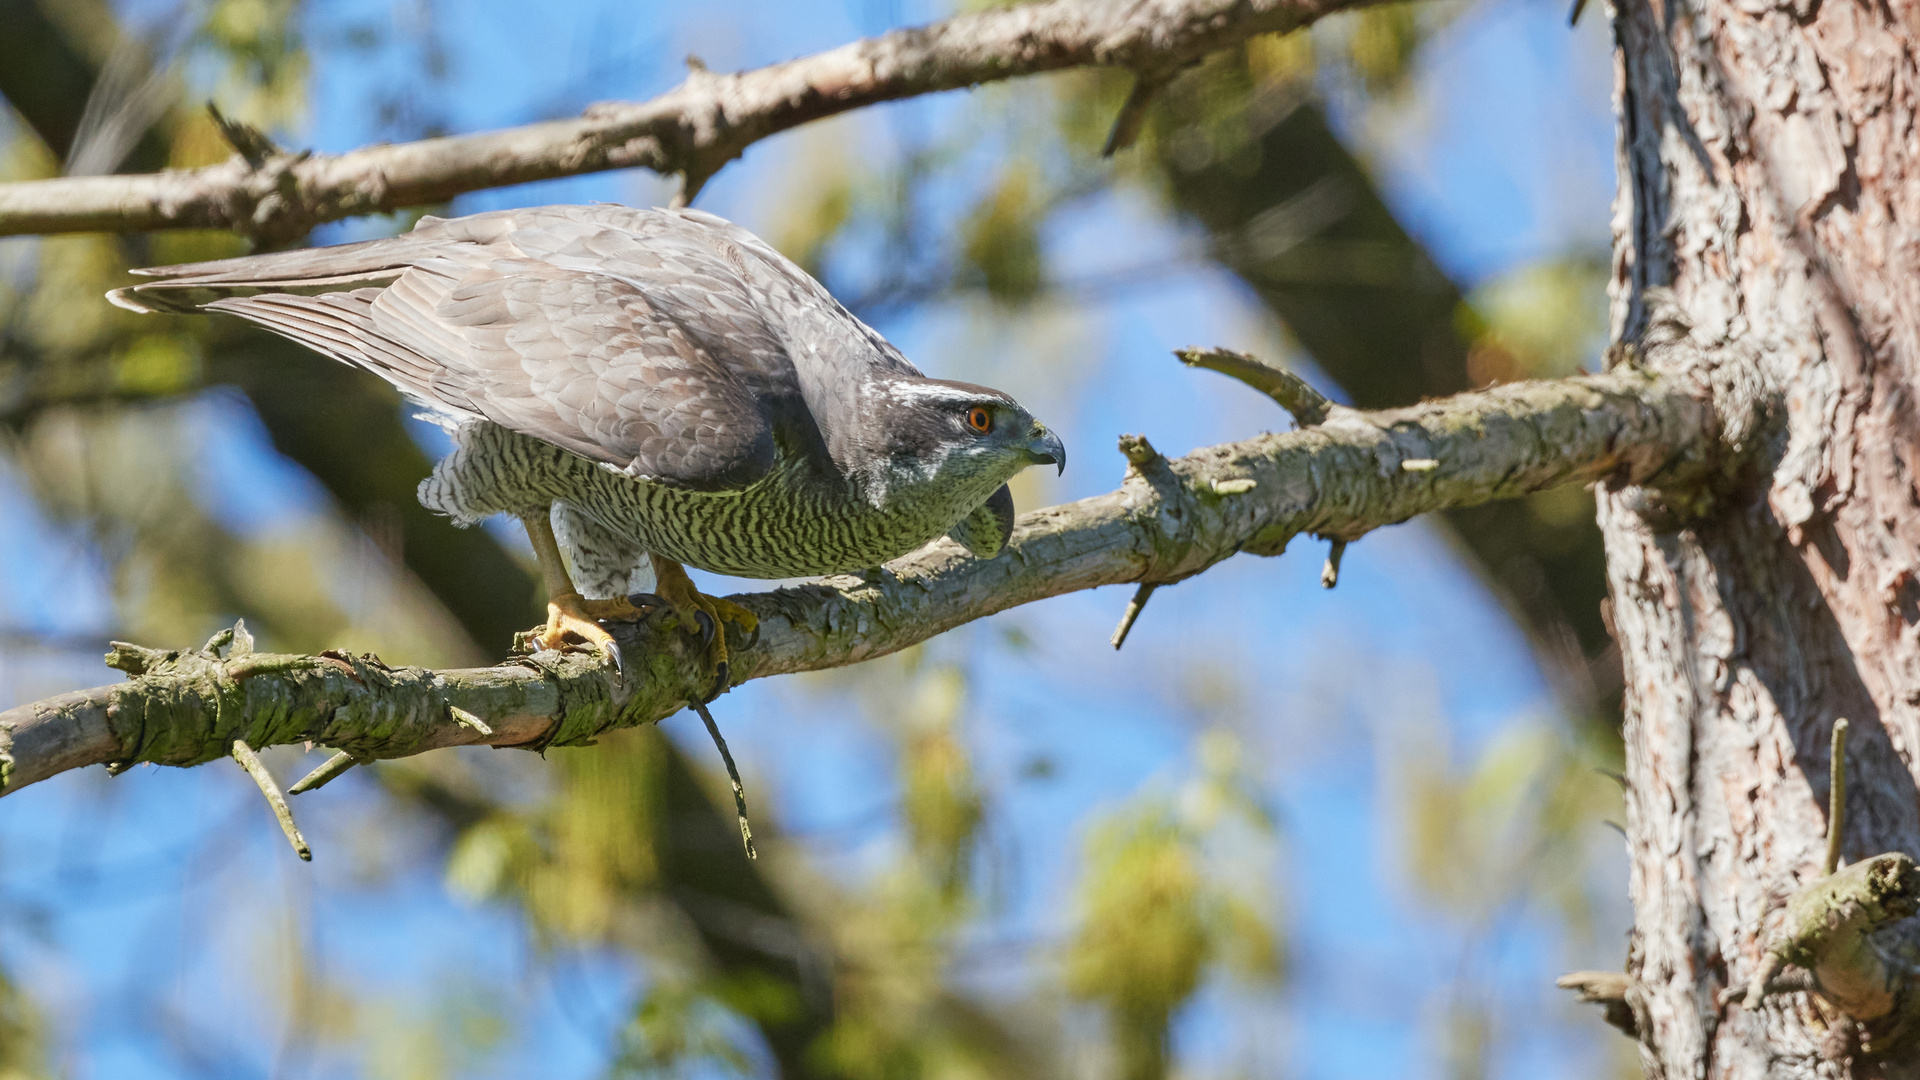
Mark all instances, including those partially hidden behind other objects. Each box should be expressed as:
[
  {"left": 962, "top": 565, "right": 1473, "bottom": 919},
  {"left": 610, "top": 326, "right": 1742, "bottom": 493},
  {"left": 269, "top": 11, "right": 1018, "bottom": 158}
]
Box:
[
  {"left": 231, "top": 739, "right": 311, "bottom": 861},
  {"left": 1110, "top": 583, "right": 1159, "bottom": 649},
  {"left": 1727, "top": 718, "right": 1863, "bottom": 1011},
  {"left": 1733, "top": 952, "right": 1783, "bottom": 1011},
  {"left": 1825, "top": 718, "right": 1849, "bottom": 876},
  {"left": 693, "top": 701, "right": 757, "bottom": 860},
  {"left": 288, "top": 750, "right": 365, "bottom": 796},
  {"left": 205, "top": 101, "right": 280, "bottom": 169},
  {"left": 1102, "top": 72, "right": 1165, "bottom": 156},
  {"left": 671, "top": 164, "right": 713, "bottom": 209},
  {"left": 1321, "top": 539, "right": 1348, "bottom": 589}
]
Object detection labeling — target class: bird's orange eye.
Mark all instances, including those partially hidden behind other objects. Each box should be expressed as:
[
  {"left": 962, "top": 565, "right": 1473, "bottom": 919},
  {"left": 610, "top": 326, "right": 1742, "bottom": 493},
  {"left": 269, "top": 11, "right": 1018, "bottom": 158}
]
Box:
[{"left": 966, "top": 407, "right": 994, "bottom": 434}]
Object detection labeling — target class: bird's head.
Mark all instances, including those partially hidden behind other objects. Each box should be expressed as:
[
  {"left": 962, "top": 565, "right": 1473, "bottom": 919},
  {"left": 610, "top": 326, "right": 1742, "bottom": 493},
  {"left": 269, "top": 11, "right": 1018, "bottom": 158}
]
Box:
[{"left": 859, "top": 378, "right": 1064, "bottom": 507}]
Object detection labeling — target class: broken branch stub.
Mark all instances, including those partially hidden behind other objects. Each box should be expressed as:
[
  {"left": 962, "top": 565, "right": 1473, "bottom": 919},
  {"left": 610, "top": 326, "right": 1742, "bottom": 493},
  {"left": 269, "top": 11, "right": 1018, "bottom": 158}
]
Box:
[
  {"left": 1754, "top": 854, "right": 1920, "bottom": 1025},
  {"left": 1175, "top": 346, "right": 1332, "bottom": 427},
  {"left": 1555, "top": 970, "right": 1639, "bottom": 1038}
]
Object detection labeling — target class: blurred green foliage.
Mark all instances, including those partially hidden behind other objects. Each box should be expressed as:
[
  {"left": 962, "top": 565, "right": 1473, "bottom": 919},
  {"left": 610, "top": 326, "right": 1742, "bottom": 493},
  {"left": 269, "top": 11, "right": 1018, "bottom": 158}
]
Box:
[
  {"left": 898, "top": 666, "right": 986, "bottom": 897},
  {"left": 446, "top": 731, "right": 665, "bottom": 941},
  {"left": 960, "top": 165, "right": 1044, "bottom": 305},
  {"left": 202, "top": 0, "right": 307, "bottom": 129},
  {"left": 0, "top": 971, "right": 44, "bottom": 1080},
  {"left": 1463, "top": 253, "right": 1611, "bottom": 383},
  {"left": 1065, "top": 731, "right": 1280, "bottom": 1080}
]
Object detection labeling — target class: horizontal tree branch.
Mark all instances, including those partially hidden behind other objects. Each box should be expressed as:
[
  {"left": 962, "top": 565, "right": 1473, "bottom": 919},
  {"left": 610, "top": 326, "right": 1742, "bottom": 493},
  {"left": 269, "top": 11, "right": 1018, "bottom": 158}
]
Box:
[
  {"left": 0, "top": 367, "right": 1722, "bottom": 796},
  {"left": 0, "top": 0, "right": 1386, "bottom": 243}
]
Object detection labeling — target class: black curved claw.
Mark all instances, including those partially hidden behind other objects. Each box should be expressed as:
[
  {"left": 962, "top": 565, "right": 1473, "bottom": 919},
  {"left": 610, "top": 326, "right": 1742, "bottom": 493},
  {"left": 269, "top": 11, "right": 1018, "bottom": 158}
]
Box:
[
  {"left": 628, "top": 592, "right": 667, "bottom": 611},
  {"left": 604, "top": 640, "right": 625, "bottom": 679},
  {"left": 692, "top": 609, "right": 717, "bottom": 648},
  {"left": 701, "top": 660, "right": 730, "bottom": 705}
]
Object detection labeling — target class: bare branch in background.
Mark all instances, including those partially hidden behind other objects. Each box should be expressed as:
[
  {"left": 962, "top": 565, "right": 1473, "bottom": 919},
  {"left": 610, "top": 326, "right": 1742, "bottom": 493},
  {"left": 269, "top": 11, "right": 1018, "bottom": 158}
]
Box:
[
  {"left": 1, "top": 365, "right": 1726, "bottom": 794},
  {"left": 1101, "top": 70, "right": 1171, "bottom": 157},
  {"left": 0, "top": 0, "right": 1392, "bottom": 244}
]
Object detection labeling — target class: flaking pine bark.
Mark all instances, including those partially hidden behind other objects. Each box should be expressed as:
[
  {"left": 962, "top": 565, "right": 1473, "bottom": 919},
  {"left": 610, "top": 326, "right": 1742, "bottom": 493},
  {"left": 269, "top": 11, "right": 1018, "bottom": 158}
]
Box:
[{"left": 1601, "top": 0, "right": 1920, "bottom": 1071}]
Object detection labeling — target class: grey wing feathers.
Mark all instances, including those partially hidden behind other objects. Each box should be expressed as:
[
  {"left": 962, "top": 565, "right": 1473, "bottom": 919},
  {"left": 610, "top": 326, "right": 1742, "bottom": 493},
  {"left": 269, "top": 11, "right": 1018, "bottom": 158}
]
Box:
[
  {"left": 510, "top": 206, "right": 921, "bottom": 380},
  {"left": 204, "top": 286, "right": 482, "bottom": 420},
  {"left": 399, "top": 253, "right": 775, "bottom": 487},
  {"left": 106, "top": 206, "right": 815, "bottom": 491}
]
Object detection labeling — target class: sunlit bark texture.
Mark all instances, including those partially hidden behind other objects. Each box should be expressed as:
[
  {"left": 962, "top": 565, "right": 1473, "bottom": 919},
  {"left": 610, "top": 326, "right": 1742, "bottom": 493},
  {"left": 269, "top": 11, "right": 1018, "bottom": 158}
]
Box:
[{"left": 1605, "top": 0, "right": 1920, "bottom": 1072}]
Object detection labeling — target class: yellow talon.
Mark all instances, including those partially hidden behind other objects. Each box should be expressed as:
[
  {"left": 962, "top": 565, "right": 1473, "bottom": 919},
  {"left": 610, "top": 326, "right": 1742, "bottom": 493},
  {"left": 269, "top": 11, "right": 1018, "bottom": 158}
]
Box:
[
  {"left": 517, "top": 511, "right": 752, "bottom": 693},
  {"left": 519, "top": 513, "right": 629, "bottom": 673},
  {"left": 644, "top": 558, "right": 757, "bottom": 698},
  {"left": 534, "top": 591, "right": 622, "bottom": 662}
]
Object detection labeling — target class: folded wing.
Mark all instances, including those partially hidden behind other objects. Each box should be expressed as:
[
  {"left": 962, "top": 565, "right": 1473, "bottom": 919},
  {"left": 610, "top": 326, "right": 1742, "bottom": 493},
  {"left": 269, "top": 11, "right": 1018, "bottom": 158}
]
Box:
[{"left": 109, "top": 209, "right": 787, "bottom": 492}]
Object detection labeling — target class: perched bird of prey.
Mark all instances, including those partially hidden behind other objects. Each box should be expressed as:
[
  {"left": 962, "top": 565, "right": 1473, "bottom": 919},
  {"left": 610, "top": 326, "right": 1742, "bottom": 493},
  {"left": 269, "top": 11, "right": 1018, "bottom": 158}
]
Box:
[{"left": 110, "top": 205, "right": 1064, "bottom": 694}]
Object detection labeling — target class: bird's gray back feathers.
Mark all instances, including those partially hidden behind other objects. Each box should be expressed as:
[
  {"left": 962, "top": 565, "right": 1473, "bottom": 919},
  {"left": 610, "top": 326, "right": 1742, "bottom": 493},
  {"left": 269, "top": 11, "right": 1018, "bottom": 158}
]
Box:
[{"left": 109, "top": 205, "right": 919, "bottom": 493}]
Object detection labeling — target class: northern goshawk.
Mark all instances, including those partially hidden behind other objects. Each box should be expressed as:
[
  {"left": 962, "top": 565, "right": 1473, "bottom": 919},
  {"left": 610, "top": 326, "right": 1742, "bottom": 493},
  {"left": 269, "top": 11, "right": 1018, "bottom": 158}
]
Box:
[{"left": 109, "top": 204, "right": 1064, "bottom": 694}]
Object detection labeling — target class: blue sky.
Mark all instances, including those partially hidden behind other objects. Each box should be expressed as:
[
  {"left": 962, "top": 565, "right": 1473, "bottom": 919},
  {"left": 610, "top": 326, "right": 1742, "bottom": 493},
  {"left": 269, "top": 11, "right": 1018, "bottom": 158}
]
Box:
[{"left": 0, "top": 0, "right": 1634, "bottom": 1077}]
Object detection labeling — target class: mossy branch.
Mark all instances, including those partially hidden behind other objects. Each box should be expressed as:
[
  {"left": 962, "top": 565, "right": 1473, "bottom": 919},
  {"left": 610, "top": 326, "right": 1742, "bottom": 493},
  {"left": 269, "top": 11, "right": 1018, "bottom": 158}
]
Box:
[
  {"left": 1765, "top": 856, "right": 1920, "bottom": 1022},
  {"left": 1717, "top": 719, "right": 1920, "bottom": 1053},
  {"left": 0, "top": 367, "right": 1719, "bottom": 795}
]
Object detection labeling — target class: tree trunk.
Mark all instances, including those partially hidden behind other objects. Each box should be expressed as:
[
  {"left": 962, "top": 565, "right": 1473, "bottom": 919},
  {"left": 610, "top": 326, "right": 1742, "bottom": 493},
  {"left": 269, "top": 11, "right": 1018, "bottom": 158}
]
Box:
[{"left": 1606, "top": 0, "right": 1920, "bottom": 1072}]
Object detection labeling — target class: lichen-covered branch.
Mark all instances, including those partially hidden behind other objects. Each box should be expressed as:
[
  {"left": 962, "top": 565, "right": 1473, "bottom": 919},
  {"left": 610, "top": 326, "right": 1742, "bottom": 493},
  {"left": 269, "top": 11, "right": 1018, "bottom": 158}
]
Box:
[
  {"left": 0, "top": 0, "right": 1386, "bottom": 243},
  {"left": 0, "top": 367, "right": 1719, "bottom": 795},
  {"left": 1708, "top": 718, "right": 1920, "bottom": 1053},
  {"left": 1730, "top": 855, "right": 1920, "bottom": 1048}
]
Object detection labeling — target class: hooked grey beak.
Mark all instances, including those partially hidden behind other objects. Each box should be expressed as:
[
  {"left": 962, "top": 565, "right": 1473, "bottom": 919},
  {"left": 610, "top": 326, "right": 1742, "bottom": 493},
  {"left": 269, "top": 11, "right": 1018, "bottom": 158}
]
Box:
[{"left": 1025, "top": 425, "right": 1065, "bottom": 475}]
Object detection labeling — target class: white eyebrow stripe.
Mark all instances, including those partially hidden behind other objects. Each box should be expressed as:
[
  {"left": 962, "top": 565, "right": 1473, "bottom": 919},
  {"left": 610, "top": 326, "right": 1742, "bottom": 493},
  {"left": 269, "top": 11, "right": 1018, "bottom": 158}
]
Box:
[{"left": 887, "top": 382, "right": 1007, "bottom": 405}]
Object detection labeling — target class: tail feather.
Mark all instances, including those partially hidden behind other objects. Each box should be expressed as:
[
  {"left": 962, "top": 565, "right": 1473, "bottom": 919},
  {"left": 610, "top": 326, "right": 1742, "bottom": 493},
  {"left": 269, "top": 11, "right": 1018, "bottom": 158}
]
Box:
[
  {"left": 105, "top": 211, "right": 515, "bottom": 314},
  {"left": 102, "top": 214, "right": 502, "bottom": 426},
  {"left": 108, "top": 237, "right": 431, "bottom": 314}
]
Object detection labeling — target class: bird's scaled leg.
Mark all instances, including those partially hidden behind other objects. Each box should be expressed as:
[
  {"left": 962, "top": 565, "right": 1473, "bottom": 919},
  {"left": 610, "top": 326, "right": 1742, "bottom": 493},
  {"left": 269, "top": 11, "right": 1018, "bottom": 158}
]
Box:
[
  {"left": 520, "top": 511, "right": 622, "bottom": 670},
  {"left": 633, "top": 557, "right": 758, "bottom": 699}
]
